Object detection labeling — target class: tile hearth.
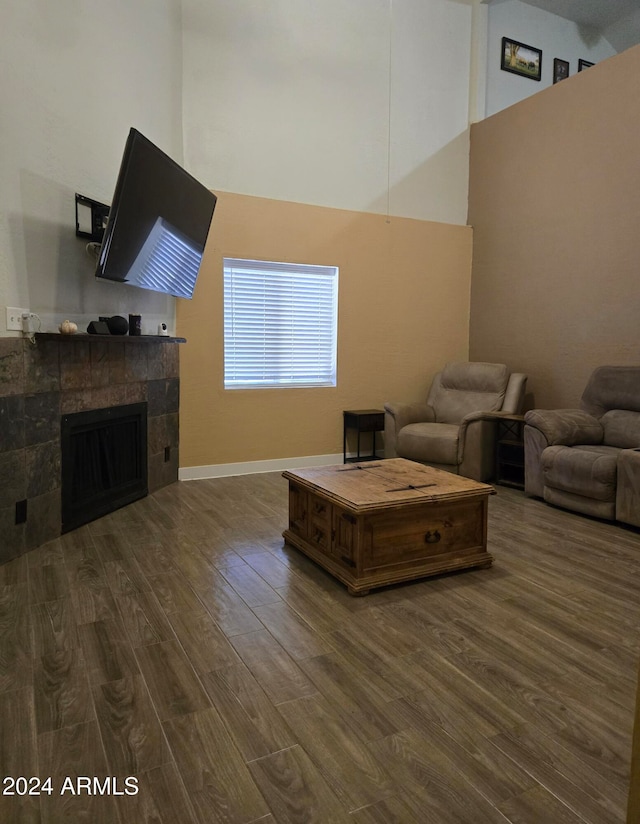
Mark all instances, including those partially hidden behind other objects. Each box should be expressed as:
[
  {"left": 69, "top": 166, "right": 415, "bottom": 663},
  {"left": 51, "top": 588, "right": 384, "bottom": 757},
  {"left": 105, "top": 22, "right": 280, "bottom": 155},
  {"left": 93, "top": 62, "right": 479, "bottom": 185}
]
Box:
[{"left": 0, "top": 335, "right": 181, "bottom": 562}]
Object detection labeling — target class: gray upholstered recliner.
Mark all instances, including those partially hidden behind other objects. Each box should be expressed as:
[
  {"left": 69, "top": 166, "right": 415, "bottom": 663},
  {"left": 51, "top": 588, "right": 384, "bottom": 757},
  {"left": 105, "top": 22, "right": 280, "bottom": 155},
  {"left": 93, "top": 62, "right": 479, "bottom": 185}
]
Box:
[
  {"left": 524, "top": 365, "right": 640, "bottom": 527},
  {"left": 384, "top": 362, "right": 528, "bottom": 481}
]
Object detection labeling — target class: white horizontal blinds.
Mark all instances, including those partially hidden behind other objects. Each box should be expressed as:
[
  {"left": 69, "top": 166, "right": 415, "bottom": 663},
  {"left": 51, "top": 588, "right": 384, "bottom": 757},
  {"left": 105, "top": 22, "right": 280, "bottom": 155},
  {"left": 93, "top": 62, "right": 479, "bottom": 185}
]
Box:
[{"left": 224, "top": 258, "right": 338, "bottom": 389}]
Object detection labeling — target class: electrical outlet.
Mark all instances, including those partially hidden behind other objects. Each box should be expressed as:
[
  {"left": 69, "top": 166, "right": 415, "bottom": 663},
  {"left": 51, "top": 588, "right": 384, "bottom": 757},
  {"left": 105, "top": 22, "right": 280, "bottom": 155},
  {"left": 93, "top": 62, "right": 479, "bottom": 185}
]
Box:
[{"left": 5, "top": 307, "right": 29, "bottom": 331}]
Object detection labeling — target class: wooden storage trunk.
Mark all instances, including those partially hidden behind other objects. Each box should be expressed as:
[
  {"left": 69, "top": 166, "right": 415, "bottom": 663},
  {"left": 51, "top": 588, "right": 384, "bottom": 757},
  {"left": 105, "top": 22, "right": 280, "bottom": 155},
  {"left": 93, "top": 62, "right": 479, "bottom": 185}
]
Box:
[{"left": 282, "top": 459, "right": 494, "bottom": 595}]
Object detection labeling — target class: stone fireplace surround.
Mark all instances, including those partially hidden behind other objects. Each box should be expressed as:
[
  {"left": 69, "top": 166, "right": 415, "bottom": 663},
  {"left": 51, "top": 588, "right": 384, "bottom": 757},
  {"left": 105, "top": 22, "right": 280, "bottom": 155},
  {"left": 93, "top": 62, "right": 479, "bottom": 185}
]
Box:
[{"left": 0, "top": 334, "right": 181, "bottom": 563}]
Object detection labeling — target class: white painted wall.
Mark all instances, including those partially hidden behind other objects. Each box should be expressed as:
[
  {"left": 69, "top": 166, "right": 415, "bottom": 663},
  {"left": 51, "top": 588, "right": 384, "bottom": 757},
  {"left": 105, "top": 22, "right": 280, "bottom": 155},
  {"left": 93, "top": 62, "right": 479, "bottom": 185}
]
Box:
[
  {"left": 181, "top": 0, "right": 475, "bottom": 225},
  {"left": 485, "top": 0, "right": 616, "bottom": 117},
  {"left": 0, "top": 0, "right": 183, "bottom": 336}
]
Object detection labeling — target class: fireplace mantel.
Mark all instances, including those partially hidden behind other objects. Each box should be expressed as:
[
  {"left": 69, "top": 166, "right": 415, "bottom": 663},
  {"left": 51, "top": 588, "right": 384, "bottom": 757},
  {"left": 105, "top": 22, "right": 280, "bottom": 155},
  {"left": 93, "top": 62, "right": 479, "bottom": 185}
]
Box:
[
  {"left": 0, "top": 335, "right": 182, "bottom": 562},
  {"left": 35, "top": 333, "right": 186, "bottom": 344}
]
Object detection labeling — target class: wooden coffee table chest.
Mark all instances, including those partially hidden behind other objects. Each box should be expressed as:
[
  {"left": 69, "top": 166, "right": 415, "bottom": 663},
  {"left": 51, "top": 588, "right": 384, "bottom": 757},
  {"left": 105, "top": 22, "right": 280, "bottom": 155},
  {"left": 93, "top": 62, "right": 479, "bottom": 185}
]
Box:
[{"left": 282, "top": 458, "right": 495, "bottom": 595}]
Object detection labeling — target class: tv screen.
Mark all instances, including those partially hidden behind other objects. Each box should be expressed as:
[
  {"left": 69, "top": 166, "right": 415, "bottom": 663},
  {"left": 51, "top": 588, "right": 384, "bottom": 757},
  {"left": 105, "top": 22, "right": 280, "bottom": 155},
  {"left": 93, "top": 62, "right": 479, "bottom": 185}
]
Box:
[{"left": 96, "top": 128, "right": 217, "bottom": 299}]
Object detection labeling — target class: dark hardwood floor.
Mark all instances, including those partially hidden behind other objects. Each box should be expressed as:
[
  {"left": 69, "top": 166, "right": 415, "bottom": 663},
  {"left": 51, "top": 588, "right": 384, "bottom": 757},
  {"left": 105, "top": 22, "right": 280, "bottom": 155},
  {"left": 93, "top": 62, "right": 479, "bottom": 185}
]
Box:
[{"left": 1, "top": 472, "right": 639, "bottom": 823}]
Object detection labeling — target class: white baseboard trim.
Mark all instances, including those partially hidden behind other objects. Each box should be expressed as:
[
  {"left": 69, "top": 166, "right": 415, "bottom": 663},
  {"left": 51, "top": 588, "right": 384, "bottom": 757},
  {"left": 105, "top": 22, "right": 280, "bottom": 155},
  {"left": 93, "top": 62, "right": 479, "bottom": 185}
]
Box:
[
  {"left": 178, "top": 452, "right": 384, "bottom": 481},
  {"left": 179, "top": 454, "right": 342, "bottom": 481}
]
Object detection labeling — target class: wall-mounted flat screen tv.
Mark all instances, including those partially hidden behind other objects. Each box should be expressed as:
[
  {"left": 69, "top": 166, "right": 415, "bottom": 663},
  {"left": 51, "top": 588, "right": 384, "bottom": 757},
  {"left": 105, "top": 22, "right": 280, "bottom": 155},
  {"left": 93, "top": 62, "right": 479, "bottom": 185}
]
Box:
[{"left": 96, "top": 128, "right": 217, "bottom": 299}]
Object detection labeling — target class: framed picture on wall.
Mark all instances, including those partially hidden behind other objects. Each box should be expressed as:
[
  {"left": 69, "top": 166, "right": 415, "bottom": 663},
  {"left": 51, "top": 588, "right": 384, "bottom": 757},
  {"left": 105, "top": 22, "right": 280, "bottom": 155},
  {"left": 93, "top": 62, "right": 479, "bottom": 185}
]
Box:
[
  {"left": 501, "top": 37, "right": 542, "bottom": 81},
  {"left": 578, "top": 59, "right": 595, "bottom": 71},
  {"left": 553, "top": 58, "right": 570, "bottom": 84}
]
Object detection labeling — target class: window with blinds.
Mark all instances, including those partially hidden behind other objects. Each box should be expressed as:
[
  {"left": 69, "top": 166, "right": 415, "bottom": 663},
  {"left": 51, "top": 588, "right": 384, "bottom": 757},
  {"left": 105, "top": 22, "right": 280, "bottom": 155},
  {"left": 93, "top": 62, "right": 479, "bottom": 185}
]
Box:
[{"left": 223, "top": 258, "right": 339, "bottom": 389}]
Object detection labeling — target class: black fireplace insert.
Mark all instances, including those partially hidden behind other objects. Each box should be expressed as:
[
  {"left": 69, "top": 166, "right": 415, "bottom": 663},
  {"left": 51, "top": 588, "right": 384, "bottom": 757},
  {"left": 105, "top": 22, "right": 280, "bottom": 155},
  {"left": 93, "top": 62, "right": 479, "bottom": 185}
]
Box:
[{"left": 61, "top": 402, "right": 148, "bottom": 533}]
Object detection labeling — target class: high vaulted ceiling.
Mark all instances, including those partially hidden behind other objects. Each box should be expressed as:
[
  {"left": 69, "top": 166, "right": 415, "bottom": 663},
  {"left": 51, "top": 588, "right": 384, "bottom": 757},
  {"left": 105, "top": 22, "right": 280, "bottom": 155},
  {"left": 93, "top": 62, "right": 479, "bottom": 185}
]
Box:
[{"left": 485, "top": 0, "right": 640, "bottom": 53}]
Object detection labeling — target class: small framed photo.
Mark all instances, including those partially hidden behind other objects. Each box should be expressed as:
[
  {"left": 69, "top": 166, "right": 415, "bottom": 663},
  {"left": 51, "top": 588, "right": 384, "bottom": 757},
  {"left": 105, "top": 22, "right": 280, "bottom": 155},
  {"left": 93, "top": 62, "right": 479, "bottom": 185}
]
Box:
[
  {"left": 553, "top": 58, "right": 570, "bottom": 84},
  {"left": 578, "top": 59, "right": 595, "bottom": 71},
  {"left": 501, "top": 37, "right": 542, "bottom": 81}
]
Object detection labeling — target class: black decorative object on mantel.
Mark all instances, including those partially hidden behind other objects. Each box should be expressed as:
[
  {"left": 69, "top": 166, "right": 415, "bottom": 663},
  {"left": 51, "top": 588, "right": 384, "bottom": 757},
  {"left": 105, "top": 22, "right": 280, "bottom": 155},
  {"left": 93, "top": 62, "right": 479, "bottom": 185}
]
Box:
[
  {"left": 128, "top": 314, "right": 142, "bottom": 336},
  {"left": 106, "top": 315, "right": 129, "bottom": 335},
  {"left": 87, "top": 320, "right": 110, "bottom": 335}
]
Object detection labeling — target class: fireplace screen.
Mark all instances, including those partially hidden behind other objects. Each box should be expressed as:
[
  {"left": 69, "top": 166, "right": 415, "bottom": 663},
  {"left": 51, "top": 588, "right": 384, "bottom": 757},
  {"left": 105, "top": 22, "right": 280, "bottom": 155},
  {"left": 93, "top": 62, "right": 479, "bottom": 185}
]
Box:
[{"left": 61, "top": 402, "right": 148, "bottom": 532}]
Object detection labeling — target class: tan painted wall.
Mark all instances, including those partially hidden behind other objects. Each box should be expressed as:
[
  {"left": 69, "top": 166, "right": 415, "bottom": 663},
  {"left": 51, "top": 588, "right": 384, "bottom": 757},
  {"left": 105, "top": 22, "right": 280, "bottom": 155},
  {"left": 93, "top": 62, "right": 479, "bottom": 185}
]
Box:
[
  {"left": 177, "top": 192, "right": 472, "bottom": 470},
  {"left": 468, "top": 44, "right": 640, "bottom": 410}
]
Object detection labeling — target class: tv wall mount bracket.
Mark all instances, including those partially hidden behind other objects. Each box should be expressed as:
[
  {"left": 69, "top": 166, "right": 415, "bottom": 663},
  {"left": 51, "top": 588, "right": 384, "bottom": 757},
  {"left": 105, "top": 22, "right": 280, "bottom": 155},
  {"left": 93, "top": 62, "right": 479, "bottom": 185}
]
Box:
[{"left": 75, "top": 193, "right": 110, "bottom": 243}]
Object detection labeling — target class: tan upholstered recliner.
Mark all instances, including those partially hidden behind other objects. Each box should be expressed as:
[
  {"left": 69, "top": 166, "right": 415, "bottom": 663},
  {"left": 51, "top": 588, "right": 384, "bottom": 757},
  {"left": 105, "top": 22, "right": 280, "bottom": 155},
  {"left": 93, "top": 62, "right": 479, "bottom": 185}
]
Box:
[
  {"left": 384, "top": 362, "right": 528, "bottom": 481},
  {"left": 524, "top": 365, "right": 640, "bottom": 526}
]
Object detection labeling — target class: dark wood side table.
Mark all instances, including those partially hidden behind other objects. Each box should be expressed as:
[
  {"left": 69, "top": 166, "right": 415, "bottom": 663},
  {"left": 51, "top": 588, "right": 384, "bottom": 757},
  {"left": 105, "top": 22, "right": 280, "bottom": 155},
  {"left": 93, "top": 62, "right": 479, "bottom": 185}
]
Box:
[
  {"left": 495, "top": 414, "right": 526, "bottom": 488},
  {"left": 343, "top": 409, "right": 385, "bottom": 463}
]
